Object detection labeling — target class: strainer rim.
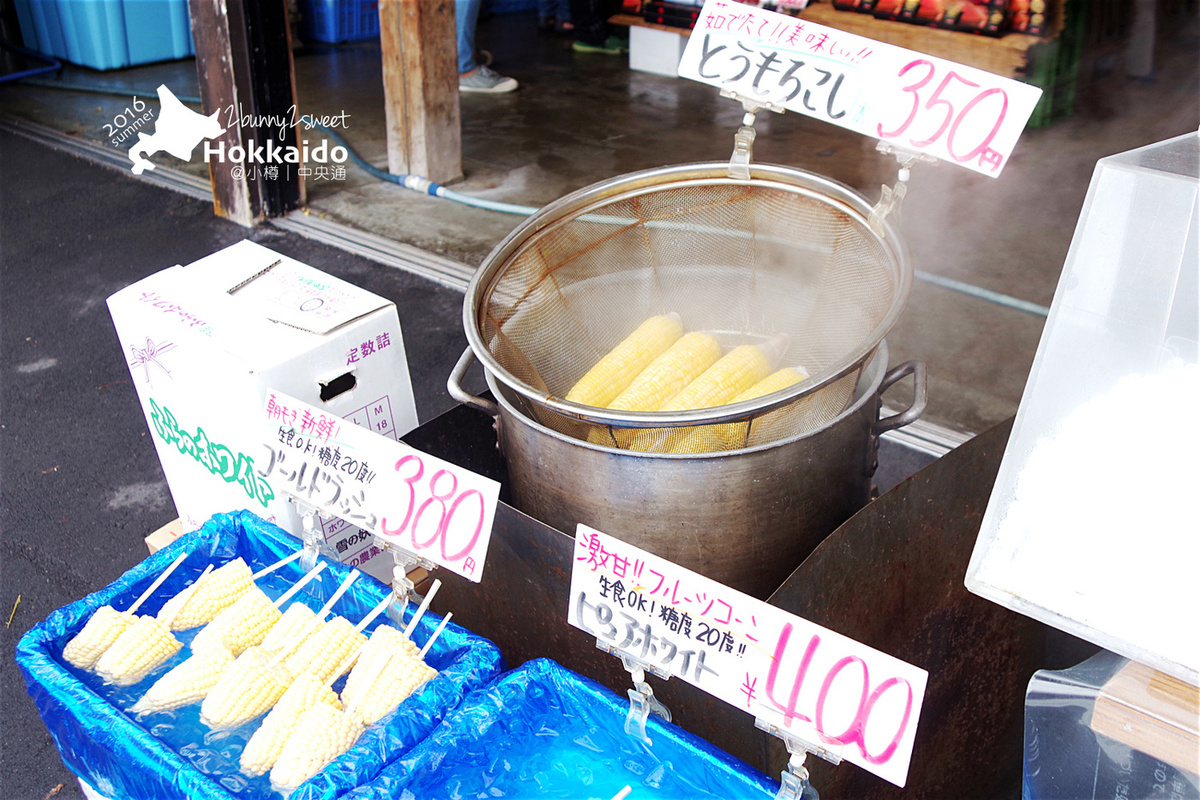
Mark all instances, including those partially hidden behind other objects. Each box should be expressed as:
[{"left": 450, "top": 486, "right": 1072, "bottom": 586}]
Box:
[{"left": 462, "top": 161, "right": 911, "bottom": 428}]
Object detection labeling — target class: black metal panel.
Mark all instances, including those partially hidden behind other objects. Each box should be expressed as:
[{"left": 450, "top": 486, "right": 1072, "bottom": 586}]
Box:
[{"left": 402, "top": 408, "right": 1059, "bottom": 799}]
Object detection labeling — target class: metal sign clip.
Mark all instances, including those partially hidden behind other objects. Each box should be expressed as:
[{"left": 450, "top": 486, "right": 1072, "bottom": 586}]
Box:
[
  {"left": 596, "top": 640, "right": 672, "bottom": 745},
  {"left": 755, "top": 718, "right": 843, "bottom": 800}
]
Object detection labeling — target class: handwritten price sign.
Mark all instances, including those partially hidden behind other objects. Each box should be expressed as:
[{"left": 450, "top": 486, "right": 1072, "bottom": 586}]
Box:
[
  {"left": 568, "top": 526, "right": 928, "bottom": 787},
  {"left": 678, "top": 0, "right": 1043, "bottom": 176},
  {"left": 260, "top": 391, "right": 499, "bottom": 581}
]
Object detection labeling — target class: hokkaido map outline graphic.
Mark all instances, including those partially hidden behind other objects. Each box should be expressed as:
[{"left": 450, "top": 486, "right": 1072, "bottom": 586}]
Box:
[{"left": 128, "top": 85, "right": 225, "bottom": 175}]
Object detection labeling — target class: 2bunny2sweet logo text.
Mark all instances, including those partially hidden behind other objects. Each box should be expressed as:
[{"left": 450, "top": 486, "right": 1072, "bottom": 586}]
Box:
[{"left": 117, "top": 85, "right": 351, "bottom": 180}]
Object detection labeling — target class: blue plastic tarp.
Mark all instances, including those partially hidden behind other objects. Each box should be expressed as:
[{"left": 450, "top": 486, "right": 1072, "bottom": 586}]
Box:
[
  {"left": 15, "top": 510, "right": 506, "bottom": 800},
  {"left": 346, "top": 658, "right": 781, "bottom": 800}
]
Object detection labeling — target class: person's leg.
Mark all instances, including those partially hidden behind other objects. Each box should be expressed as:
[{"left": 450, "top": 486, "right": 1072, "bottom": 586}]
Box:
[
  {"left": 568, "top": 0, "right": 607, "bottom": 47},
  {"left": 456, "top": 0, "right": 481, "bottom": 75}
]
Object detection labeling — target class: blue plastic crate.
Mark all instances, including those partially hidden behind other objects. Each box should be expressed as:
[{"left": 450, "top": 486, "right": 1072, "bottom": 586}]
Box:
[
  {"left": 12, "top": 0, "right": 69, "bottom": 60},
  {"left": 350, "top": 658, "right": 782, "bottom": 799},
  {"left": 15, "top": 510, "right": 507, "bottom": 800},
  {"left": 299, "top": 0, "right": 379, "bottom": 44},
  {"left": 13, "top": 0, "right": 193, "bottom": 70}
]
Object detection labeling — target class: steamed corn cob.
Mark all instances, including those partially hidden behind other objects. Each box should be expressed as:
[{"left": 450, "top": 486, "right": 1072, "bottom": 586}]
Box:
[
  {"left": 157, "top": 557, "right": 255, "bottom": 631},
  {"left": 240, "top": 671, "right": 342, "bottom": 777},
  {"left": 565, "top": 313, "right": 683, "bottom": 408},
  {"left": 270, "top": 702, "right": 364, "bottom": 792},
  {"left": 626, "top": 341, "right": 776, "bottom": 452},
  {"left": 282, "top": 616, "right": 366, "bottom": 684},
  {"left": 62, "top": 606, "right": 135, "bottom": 670},
  {"left": 671, "top": 366, "right": 810, "bottom": 453},
  {"left": 607, "top": 331, "right": 722, "bottom": 412},
  {"left": 128, "top": 644, "right": 235, "bottom": 716},
  {"left": 200, "top": 646, "right": 291, "bottom": 728},
  {"left": 190, "top": 587, "right": 282, "bottom": 656},
  {"left": 93, "top": 615, "right": 183, "bottom": 686},
  {"left": 660, "top": 344, "right": 774, "bottom": 412}
]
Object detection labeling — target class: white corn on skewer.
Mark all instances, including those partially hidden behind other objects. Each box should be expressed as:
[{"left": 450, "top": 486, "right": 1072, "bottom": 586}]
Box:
[
  {"left": 157, "top": 550, "right": 304, "bottom": 632},
  {"left": 241, "top": 591, "right": 404, "bottom": 777},
  {"left": 190, "top": 561, "right": 326, "bottom": 657},
  {"left": 269, "top": 701, "right": 365, "bottom": 793},
  {"left": 62, "top": 551, "right": 188, "bottom": 670},
  {"left": 200, "top": 645, "right": 293, "bottom": 729},
  {"left": 272, "top": 568, "right": 360, "bottom": 681},
  {"left": 129, "top": 555, "right": 320, "bottom": 716},
  {"left": 344, "top": 611, "right": 450, "bottom": 726},
  {"left": 199, "top": 568, "right": 363, "bottom": 729},
  {"left": 238, "top": 639, "right": 368, "bottom": 778},
  {"left": 94, "top": 563, "right": 213, "bottom": 686},
  {"left": 280, "top": 586, "right": 392, "bottom": 685},
  {"left": 259, "top": 602, "right": 317, "bottom": 657},
  {"left": 269, "top": 611, "right": 454, "bottom": 791},
  {"left": 338, "top": 581, "right": 441, "bottom": 712},
  {"left": 156, "top": 558, "right": 252, "bottom": 632},
  {"left": 128, "top": 643, "right": 235, "bottom": 716},
  {"left": 264, "top": 567, "right": 357, "bottom": 663},
  {"left": 256, "top": 561, "right": 333, "bottom": 659},
  {"left": 238, "top": 670, "right": 344, "bottom": 777}
]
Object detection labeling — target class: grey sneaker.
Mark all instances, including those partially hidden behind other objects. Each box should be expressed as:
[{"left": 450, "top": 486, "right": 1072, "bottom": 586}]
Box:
[{"left": 459, "top": 64, "right": 518, "bottom": 94}]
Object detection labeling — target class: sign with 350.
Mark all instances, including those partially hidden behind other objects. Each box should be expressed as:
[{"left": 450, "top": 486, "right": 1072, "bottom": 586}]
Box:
[
  {"left": 261, "top": 390, "right": 499, "bottom": 581},
  {"left": 678, "top": 0, "right": 1043, "bottom": 176}
]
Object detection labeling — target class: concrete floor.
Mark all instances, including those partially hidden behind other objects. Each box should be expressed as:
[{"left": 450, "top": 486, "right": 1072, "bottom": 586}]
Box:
[{"left": 1, "top": 8, "right": 1197, "bottom": 437}]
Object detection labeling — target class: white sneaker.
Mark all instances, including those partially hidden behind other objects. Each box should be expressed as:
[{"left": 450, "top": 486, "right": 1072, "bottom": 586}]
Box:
[{"left": 459, "top": 64, "right": 518, "bottom": 94}]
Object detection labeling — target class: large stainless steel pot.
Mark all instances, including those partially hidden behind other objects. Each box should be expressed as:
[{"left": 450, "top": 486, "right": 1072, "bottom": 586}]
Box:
[{"left": 450, "top": 343, "right": 925, "bottom": 598}]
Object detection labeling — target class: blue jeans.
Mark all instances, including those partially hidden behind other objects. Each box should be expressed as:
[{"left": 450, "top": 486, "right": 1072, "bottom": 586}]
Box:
[
  {"left": 539, "top": 0, "right": 570, "bottom": 20},
  {"left": 456, "top": 0, "right": 480, "bottom": 74}
]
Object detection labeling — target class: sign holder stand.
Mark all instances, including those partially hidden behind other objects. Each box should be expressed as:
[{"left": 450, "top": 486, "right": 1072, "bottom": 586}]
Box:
[
  {"left": 374, "top": 535, "right": 437, "bottom": 626},
  {"left": 595, "top": 640, "right": 672, "bottom": 745},
  {"left": 754, "top": 718, "right": 843, "bottom": 800}
]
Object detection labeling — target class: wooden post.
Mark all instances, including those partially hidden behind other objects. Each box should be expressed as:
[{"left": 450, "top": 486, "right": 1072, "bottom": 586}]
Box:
[
  {"left": 379, "top": 0, "right": 463, "bottom": 184},
  {"left": 188, "top": 0, "right": 304, "bottom": 226}
]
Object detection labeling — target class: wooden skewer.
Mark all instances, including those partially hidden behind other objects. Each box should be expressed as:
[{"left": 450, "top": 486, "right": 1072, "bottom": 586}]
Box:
[
  {"left": 272, "top": 561, "right": 327, "bottom": 609},
  {"left": 127, "top": 551, "right": 189, "bottom": 614},
  {"left": 158, "top": 564, "right": 214, "bottom": 627},
  {"left": 354, "top": 594, "right": 395, "bottom": 633},
  {"left": 268, "top": 569, "right": 359, "bottom": 668},
  {"left": 417, "top": 612, "right": 452, "bottom": 662},
  {"left": 252, "top": 549, "right": 304, "bottom": 580},
  {"left": 402, "top": 579, "right": 441, "bottom": 639}
]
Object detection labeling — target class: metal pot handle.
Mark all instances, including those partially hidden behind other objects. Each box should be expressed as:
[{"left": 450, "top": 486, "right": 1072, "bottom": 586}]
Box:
[
  {"left": 873, "top": 360, "right": 927, "bottom": 436},
  {"left": 447, "top": 348, "right": 500, "bottom": 419}
]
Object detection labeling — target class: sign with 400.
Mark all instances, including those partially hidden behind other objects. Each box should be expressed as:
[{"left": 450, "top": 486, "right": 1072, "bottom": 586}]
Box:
[
  {"left": 260, "top": 390, "right": 499, "bottom": 581},
  {"left": 568, "top": 525, "right": 928, "bottom": 788}
]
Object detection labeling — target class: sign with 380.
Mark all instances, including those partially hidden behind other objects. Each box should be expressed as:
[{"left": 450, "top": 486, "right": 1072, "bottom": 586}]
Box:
[{"left": 262, "top": 391, "right": 499, "bottom": 581}]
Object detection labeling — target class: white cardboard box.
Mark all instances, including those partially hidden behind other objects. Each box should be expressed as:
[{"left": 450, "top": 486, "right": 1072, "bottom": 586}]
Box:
[
  {"left": 629, "top": 25, "right": 686, "bottom": 78},
  {"left": 108, "top": 240, "right": 419, "bottom": 583}
]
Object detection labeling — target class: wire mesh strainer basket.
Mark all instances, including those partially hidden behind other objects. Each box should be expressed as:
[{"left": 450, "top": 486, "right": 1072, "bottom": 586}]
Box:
[{"left": 464, "top": 162, "right": 911, "bottom": 452}]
